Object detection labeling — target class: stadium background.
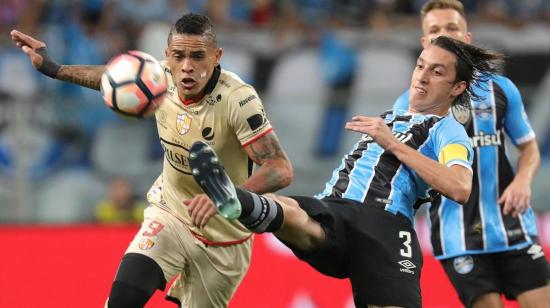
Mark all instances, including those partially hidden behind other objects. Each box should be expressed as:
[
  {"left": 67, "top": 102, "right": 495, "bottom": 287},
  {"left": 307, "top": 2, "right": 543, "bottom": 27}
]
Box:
[{"left": 1, "top": 0, "right": 550, "bottom": 307}]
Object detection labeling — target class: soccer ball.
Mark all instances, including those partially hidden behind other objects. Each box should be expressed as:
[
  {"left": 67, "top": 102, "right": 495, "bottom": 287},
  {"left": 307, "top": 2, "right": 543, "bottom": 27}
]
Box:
[{"left": 100, "top": 50, "right": 167, "bottom": 117}]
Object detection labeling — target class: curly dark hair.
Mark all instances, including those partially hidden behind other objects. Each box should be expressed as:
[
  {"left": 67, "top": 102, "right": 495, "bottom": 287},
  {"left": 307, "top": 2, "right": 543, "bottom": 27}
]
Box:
[
  {"left": 431, "top": 36, "right": 505, "bottom": 108},
  {"left": 167, "top": 13, "right": 216, "bottom": 47}
]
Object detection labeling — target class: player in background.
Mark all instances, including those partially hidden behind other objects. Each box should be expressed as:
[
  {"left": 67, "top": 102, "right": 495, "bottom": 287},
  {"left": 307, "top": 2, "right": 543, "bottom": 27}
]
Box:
[
  {"left": 392, "top": 1, "right": 550, "bottom": 307},
  {"left": 11, "top": 13, "right": 293, "bottom": 308},
  {"left": 188, "top": 36, "right": 505, "bottom": 307}
]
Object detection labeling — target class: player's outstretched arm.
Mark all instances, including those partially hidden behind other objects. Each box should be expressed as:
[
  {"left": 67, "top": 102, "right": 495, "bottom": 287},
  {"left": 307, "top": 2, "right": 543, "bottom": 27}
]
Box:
[
  {"left": 242, "top": 131, "right": 293, "bottom": 194},
  {"left": 10, "top": 29, "right": 104, "bottom": 91},
  {"left": 345, "top": 115, "right": 472, "bottom": 203}
]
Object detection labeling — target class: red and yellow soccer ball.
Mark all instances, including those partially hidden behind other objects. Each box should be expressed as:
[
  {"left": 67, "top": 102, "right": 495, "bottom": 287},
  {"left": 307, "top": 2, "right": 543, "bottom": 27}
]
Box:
[{"left": 100, "top": 50, "right": 167, "bottom": 117}]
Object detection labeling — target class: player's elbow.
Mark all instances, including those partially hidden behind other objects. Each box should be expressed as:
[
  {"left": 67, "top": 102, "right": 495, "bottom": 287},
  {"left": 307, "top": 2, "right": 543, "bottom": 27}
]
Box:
[
  {"left": 448, "top": 180, "right": 472, "bottom": 204},
  {"left": 277, "top": 160, "right": 293, "bottom": 189}
]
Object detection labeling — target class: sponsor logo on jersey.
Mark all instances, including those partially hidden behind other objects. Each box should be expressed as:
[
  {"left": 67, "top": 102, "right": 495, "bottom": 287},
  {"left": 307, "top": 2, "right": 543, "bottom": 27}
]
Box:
[
  {"left": 176, "top": 113, "right": 192, "bottom": 135},
  {"left": 506, "top": 229, "right": 523, "bottom": 237},
  {"left": 138, "top": 238, "right": 155, "bottom": 250},
  {"left": 247, "top": 113, "right": 266, "bottom": 131},
  {"left": 205, "top": 95, "right": 218, "bottom": 106},
  {"left": 160, "top": 139, "right": 191, "bottom": 174},
  {"left": 219, "top": 79, "right": 231, "bottom": 88},
  {"left": 375, "top": 197, "right": 392, "bottom": 205},
  {"left": 472, "top": 222, "right": 483, "bottom": 234},
  {"left": 147, "top": 187, "right": 163, "bottom": 204},
  {"left": 167, "top": 85, "right": 176, "bottom": 95},
  {"left": 451, "top": 103, "right": 471, "bottom": 125},
  {"left": 527, "top": 244, "right": 545, "bottom": 260},
  {"left": 398, "top": 259, "right": 416, "bottom": 275},
  {"left": 453, "top": 255, "right": 474, "bottom": 274},
  {"left": 202, "top": 127, "right": 215, "bottom": 141},
  {"left": 473, "top": 103, "right": 493, "bottom": 121},
  {"left": 158, "top": 110, "right": 167, "bottom": 123},
  {"left": 239, "top": 94, "right": 257, "bottom": 107},
  {"left": 470, "top": 130, "right": 502, "bottom": 148}
]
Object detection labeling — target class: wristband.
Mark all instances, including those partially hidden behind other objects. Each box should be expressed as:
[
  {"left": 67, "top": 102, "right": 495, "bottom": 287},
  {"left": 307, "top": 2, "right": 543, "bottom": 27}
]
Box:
[{"left": 35, "top": 47, "right": 61, "bottom": 78}]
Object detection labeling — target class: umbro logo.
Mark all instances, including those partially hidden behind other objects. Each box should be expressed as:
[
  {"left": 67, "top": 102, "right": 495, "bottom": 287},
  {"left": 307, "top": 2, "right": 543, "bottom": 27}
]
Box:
[
  {"left": 527, "top": 244, "right": 545, "bottom": 260},
  {"left": 398, "top": 259, "right": 416, "bottom": 275},
  {"left": 360, "top": 132, "right": 412, "bottom": 144},
  {"left": 394, "top": 132, "right": 413, "bottom": 143}
]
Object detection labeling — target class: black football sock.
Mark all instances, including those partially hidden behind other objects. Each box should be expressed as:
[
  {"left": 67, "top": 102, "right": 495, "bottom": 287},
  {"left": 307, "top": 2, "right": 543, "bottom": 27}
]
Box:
[{"left": 236, "top": 188, "right": 284, "bottom": 233}]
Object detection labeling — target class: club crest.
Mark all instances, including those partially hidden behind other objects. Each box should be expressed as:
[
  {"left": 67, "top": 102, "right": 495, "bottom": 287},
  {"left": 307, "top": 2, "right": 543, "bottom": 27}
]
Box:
[
  {"left": 451, "top": 103, "right": 471, "bottom": 126},
  {"left": 176, "top": 113, "right": 192, "bottom": 135}
]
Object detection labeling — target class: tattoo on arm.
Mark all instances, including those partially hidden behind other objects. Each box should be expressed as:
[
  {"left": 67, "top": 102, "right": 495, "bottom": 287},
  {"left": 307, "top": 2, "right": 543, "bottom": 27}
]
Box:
[
  {"left": 57, "top": 65, "right": 105, "bottom": 90},
  {"left": 248, "top": 133, "right": 284, "bottom": 163},
  {"left": 242, "top": 132, "right": 292, "bottom": 193}
]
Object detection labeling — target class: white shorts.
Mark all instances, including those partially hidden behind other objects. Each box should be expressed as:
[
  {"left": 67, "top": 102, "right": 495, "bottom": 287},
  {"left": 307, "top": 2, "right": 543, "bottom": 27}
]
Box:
[{"left": 125, "top": 205, "right": 253, "bottom": 307}]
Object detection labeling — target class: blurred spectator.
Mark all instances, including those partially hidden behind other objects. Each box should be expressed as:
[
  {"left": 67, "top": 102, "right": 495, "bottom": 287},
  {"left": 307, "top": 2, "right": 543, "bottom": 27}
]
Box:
[
  {"left": 95, "top": 177, "right": 145, "bottom": 225},
  {"left": 2, "top": 0, "right": 550, "bottom": 224},
  {"left": 314, "top": 29, "right": 358, "bottom": 157},
  {"left": 481, "top": 0, "right": 550, "bottom": 26}
]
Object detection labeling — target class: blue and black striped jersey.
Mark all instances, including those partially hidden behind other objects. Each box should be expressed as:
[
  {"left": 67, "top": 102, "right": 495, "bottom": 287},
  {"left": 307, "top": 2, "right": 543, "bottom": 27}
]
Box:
[
  {"left": 316, "top": 109, "right": 473, "bottom": 222},
  {"left": 394, "top": 75, "right": 537, "bottom": 259}
]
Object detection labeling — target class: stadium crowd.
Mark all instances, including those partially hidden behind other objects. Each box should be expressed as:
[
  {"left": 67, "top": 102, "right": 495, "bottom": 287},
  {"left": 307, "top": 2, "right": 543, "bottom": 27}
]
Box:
[{"left": 1, "top": 0, "right": 550, "bottom": 224}]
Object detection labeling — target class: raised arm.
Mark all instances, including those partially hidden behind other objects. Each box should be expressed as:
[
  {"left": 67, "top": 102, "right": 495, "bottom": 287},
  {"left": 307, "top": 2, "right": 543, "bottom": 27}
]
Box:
[{"left": 10, "top": 29, "right": 105, "bottom": 90}]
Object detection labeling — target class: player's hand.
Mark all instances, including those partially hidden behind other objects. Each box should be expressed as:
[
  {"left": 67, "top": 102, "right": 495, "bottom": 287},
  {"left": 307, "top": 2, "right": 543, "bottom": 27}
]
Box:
[
  {"left": 184, "top": 194, "right": 218, "bottom": 228},
  {"left": 10, "top": 30, "right": 46, "bottom": 69},
  {"left": 499, "top": 179, "right": 531, "bottom": 218},
  {"left": 345, "top": 115, "right": 399, "bottom": 150}
]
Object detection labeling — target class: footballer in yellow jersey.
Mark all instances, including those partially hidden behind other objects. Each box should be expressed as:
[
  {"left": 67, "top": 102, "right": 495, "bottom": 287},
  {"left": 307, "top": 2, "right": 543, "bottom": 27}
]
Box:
[
  {"left": 11, "top": 13, "right": 292, "bottom": 308},
  {"left": 148, "top": 63, "right": 274, "bottom": 243}
]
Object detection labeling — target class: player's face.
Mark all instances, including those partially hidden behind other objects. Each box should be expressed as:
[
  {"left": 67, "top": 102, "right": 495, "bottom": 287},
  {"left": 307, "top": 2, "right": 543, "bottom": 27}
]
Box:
[
  {"left": 165, "top": 33, "right": 222, "bottom": 100},
  {"left": 421, "top": 9, "right": 472, "bottom": 48},
  {"left": 408, "top": 45, "right": 466, "bottom": 115}
]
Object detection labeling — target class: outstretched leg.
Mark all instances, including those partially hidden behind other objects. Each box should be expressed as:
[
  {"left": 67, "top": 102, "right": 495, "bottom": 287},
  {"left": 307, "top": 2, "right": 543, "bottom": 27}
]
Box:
[{"left": 189, "top": 141, "right": 325, "bottom": 252}]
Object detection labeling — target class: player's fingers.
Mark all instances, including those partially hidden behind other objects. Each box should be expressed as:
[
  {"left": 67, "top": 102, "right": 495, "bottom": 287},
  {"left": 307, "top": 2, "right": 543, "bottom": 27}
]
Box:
[
  {"left": 351, "top": 115, "right": 369, "bottom": 121},
  {"left": 521, "top": 194, "right": 531, "bottom": 207},
  {"left": 186, "top": 199, "right": 198, "bottom": 218},
  {"left": 514, "top": 195, "right": 530, "bottom": 217},
  {"left": 10, "top": 30, "right": 44, "bottom": 49},
  {"left": 199, "top": 208, "right": 216, "bottom": 229},
  {"left": 497, "top": 193, "right": 506, "bottom": 204},
  {"left": 502, "top": 199, "right": 513, "bottom": 215},
  {"left": 194, "top": 200, "right": 210, "bottom": 227},
  {"left": 512, "top": 204, "right": 525, "bottom": 218},
  {"left": 20, "top": 45, "right": 43, "bottom": 67}
]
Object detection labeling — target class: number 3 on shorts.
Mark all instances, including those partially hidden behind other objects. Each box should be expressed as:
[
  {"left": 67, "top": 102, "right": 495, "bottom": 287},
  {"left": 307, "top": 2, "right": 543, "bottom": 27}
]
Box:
[{"left": 399, "top": 231, "right": 412, "bottom": 258}]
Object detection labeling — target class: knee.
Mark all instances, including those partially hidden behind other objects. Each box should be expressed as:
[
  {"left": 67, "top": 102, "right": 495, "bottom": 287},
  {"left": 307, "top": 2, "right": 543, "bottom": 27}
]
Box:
[
  {"left": 107, "top": 281, "right": 151, "bottom": 308},
  {"left": 107, "top": 253, "right": 166, "bottom": 308}
]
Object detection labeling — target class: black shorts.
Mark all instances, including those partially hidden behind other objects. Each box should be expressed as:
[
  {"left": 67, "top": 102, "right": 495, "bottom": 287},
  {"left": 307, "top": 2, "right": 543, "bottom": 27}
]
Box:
[
  {"left": 285, "top": 196, "right": 423, "bottom": 308},
  {"left": 441, "top": 242, "right": 550, "bottom": 307}
]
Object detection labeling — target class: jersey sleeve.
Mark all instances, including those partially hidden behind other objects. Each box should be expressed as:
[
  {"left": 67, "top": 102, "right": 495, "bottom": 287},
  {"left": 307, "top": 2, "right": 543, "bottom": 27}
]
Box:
[
  {"left": 495, "top": 76, "right": 535, "bottom": 146},
  {"left": 228, "top": 85, "right": 273, "bottom": 146},
  {"left": 392, "top": 90, "right": 410, "bottom": 111},
  {"left": 432, "top": 117, "right": 473, "bottom": 170}
]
